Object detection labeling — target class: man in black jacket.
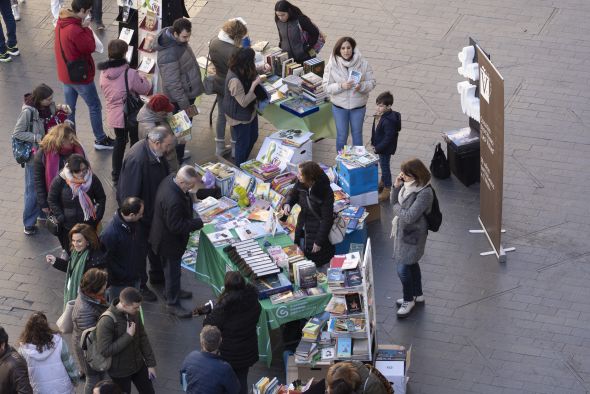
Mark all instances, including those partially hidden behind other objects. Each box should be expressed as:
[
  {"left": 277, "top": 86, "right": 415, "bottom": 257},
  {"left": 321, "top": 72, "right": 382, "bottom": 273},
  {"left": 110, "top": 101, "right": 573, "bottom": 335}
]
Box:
[
  {"left": 150, "top": 165, "right": 203, "bottom": 318},
  {"left": 101, "top": 197, "right": 147, "bottom": 302},
  {"left": 0, "top": 326, "right": 33, "bottom": 394},
  {"left": 117, "top": 126, "right": 176, "bottom": 302}
]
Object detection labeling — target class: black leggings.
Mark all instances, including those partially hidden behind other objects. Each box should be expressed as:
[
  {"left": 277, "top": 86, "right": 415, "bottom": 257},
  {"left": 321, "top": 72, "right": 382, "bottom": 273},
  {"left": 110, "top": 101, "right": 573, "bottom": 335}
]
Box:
[
  {"left": 112, "top": 126, "right": 139, "bottom": 181},
  {"left": 111, "top": 364, "right": 155, "bottom": 394}
]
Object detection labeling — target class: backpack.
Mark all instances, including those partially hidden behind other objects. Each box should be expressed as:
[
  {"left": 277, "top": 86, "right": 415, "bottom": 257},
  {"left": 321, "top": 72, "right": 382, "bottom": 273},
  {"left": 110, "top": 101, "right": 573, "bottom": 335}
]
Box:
[
  {"left": 12, "top": 109, "right": 34, "bottom": 168},
  {"left": 424, "top": 186, "right": 442, "bottom": 232},
  {"left": 80, "top": 310, "right": 117, "bottom": 372},
  {"left": 430, "top": 143, "right": 450, "bottom": 179}
]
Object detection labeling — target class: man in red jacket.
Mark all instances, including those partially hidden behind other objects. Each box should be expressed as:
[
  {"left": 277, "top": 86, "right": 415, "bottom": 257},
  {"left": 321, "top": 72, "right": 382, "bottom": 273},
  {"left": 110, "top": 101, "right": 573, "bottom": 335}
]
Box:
[{"left": 54, "top": 0, "right": 114, "bottom": 150}]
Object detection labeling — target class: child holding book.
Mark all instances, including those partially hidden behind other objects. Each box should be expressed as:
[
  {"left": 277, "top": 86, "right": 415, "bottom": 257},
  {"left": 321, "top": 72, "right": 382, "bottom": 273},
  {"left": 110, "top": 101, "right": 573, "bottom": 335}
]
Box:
[{"left": 370, "top": 91, "right": 401, "bottom": 202}]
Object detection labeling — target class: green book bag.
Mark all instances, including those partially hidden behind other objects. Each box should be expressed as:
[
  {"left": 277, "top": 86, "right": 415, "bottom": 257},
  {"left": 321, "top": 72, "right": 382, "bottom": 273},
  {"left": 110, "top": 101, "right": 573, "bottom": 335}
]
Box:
[{"left": 80, "top": 310, "right": 117, "bottom": 372}]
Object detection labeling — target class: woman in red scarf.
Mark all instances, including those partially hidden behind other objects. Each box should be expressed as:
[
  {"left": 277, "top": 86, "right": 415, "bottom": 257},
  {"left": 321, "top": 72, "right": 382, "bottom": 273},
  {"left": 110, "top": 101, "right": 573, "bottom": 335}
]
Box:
[
  {"left": 33, "top": 124, "right": 85, "bottom": 228},
  {"left": 48, "top": 154, "right": 106, "bottom": 252}
]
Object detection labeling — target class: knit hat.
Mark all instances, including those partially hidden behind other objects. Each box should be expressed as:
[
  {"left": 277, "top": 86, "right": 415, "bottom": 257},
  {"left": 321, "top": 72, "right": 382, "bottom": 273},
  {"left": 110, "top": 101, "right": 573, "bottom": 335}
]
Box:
[{"left": 148, "top": 94, "right": 174, "bottom": 113}]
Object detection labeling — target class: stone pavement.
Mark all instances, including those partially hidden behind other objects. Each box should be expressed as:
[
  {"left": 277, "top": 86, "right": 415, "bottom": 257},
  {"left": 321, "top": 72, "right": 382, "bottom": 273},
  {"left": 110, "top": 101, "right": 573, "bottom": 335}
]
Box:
[{"left": 1, "top": 0, "right": 590, "bottom": 392}]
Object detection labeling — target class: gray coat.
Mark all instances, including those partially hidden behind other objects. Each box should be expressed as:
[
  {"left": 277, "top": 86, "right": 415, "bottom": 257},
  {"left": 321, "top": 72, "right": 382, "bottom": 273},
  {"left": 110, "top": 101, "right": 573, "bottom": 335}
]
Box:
[
  {"left": 154, "top": 27, "right": 203, "bottom": 110},
  {"left": 391, "top": 185, "right": 433, "bottom": 265}
]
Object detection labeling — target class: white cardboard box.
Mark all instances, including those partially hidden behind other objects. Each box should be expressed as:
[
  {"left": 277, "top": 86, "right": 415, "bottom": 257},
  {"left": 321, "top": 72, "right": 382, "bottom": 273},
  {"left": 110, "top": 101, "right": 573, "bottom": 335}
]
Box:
[
  {"left": 256, "top": 136, "right": 312, "bottom": 170},
  {"left": 375, "top": 344, "right": 412, "bottom": 394}
]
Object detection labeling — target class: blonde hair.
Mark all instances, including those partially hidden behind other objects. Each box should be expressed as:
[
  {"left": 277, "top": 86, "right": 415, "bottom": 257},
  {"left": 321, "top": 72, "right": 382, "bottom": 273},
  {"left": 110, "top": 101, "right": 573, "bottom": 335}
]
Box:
[
  {"left": 39, "top": 123, "right": 81, "bottom": 153},
  {"left": 222, "top": 19, "right": 248, "bottom": 44}
]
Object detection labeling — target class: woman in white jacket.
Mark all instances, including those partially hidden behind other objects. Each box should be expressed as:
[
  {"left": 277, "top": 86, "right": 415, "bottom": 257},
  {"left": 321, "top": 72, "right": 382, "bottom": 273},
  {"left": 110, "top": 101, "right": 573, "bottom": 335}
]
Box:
[
  {"left": 18, "top": 312, "right": 79, "bottom": 394},
  {"left": 323, "top": 36, "right": 376, "bottom": 152}
]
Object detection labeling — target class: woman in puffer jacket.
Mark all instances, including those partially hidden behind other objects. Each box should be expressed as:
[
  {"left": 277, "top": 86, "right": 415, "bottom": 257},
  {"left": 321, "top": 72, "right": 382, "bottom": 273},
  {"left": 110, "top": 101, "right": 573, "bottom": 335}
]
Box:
[
  {"left": 18, "top": 312, "right": 79, "bottom": 394},
  {"left": 99, "top": 39, "right": 152, "bottom": 185},
  {"left": 71, "top": 269, "right": 109, "bottom": 394},
  {"left": 322, "top": 36, "right": 376, "bottom": 152},
  {"left": 47, "top": 154, "right": 106, "bottom": 251}
]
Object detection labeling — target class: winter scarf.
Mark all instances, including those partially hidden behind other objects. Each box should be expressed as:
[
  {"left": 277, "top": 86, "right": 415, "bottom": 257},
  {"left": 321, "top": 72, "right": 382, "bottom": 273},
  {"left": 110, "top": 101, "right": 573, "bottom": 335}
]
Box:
[
  {"left": 44, "top": 145, "right": 84, "bottom": 193},
  {"left": 390, "top": 181, "right": 429, "bottom": 238},
  {"left": 328, "top": 50, "right": 365, "bottom": 82},
  {"left": 63, "top": 165, "right": 96, "bottom": 221},
  {"left": 64, "top": 249, "right": 89, "bottom": 308}
]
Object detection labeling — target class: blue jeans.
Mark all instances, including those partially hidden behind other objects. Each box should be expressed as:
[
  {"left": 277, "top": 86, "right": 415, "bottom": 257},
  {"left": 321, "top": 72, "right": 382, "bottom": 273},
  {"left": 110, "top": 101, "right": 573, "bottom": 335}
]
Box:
[
  {"left": 379, "top": 154, "right": 392, "bottom": 188},
  {"left": 0, "top": 0, "right": 17, "bottom": 53},
  {"left": 332, "top": 105, "right": 366, "bottom": 152},
  {"left": 23, "top": 160, "right": 40, "bottom": 227},
  {"left": 63, "top": 81, "right": 107, "bottom": 141},
  {"left": 232, "top": 116, "right": 259, "bottom": 167},
  {"left": 397, "top": 263, "right": 423, "bottom": 302}
]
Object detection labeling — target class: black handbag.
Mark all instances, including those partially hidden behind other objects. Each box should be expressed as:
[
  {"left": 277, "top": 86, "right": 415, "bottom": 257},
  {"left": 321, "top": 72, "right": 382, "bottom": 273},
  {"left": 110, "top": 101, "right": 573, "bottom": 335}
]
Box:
[
  {"left": 58, "top": 27, "right": 89, "bottom": 83},
  {"left": 123, "top": 69, "right": 144, "bottom": 129},
  {"left": 430, "top": 142, "right": 451, "bottom": 179},
  {"left": 47, "top": 215, "right": 61, "bottom": 236}
]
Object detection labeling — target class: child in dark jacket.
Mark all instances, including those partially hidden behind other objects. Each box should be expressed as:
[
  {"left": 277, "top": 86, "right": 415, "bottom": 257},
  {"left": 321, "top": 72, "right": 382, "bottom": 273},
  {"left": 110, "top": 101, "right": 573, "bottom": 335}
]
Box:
[{"left": 370, "top": 91, "right": 401, "bottom": 202}]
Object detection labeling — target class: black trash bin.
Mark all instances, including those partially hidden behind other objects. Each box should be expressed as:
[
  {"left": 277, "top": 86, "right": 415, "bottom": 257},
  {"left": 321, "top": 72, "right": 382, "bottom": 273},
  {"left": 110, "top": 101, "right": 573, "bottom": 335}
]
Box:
[{"left": 444, "top": 127, "right": 480, "bottom": 187}]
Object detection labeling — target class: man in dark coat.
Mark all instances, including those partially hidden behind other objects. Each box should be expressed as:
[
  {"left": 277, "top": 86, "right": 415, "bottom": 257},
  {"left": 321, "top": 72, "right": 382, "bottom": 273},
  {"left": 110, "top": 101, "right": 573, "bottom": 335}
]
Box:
[
  {"left": 161, "top": 0, "right": 188, "bottom": 29},
  {"left": 0, "top": 326, "right": 33, "bottom": 394},
  {"left": 180, "top": 325, "right": 240, "bottom": 394},
  {"left": 117, "top": 126, "right": 175, "bottom": 301},
  {"left": 101, "top": 197, "right": 147, "bottom": 301},
  {"left": 283, "top": 162, "right": 335, "bottom": 266},
  {"left": 149, "top": 165, "right": 203, "bottom": 318}
]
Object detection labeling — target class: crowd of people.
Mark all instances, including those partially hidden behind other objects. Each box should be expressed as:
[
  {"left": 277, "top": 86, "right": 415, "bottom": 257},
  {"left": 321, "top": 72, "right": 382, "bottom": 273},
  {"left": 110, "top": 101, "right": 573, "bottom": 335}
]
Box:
[{"left": 2, "top": 0, "right": 439, "bottom": 392}]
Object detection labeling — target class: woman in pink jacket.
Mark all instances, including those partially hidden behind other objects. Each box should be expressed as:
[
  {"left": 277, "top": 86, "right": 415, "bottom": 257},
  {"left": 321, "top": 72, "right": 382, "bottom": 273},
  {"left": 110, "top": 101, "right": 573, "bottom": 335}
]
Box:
[{"left": 99, "top": 39, "right": 152, "bottom": 185}]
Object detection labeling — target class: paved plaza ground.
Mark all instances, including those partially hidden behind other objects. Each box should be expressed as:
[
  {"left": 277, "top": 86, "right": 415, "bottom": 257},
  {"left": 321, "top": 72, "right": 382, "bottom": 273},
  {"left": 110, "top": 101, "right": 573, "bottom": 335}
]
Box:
[{"left": 1, "top": 0, "right": 590, "bottom": 392}]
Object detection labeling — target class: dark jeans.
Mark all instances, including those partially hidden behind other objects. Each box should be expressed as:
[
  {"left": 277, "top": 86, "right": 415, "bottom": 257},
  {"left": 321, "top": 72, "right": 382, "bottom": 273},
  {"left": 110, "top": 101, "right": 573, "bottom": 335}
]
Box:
[
  {"left": 0, "top": 0, "right": 17, "bottom": 53},
  {"left": 111, "top": 364, "right": 154, "bottom": 394},
  {"left": 162, "top": 255, "right": 181, "bottom": 306},
  {"left": 233, "top": 367, "right": 249, "bottom": 394},
  {"left": 91, "top": 0, "right": 102, "bottom": 24},
  {"left": 397, "top": 263, "right": 423, "bottom": 302},
  {"left": 379, "top": 154, "right": 392, "bottom": 188},
  {"left": 232, "top": 116, "right": 259, "bottom": 167},
  {"left": 142, "top": 222, "right": 164, "bottom": 287},
  {"left": 112, "top": 126, "right": 139, "bottom": 182}
]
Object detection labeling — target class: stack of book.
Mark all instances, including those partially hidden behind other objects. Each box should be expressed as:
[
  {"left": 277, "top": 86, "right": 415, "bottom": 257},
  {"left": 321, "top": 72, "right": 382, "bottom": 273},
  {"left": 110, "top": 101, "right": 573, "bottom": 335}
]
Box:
[
  {"left": 285, "top": 62, "right": 304, "bottom": 77},
  {"left": 339, "top": 206, "right": 369, "bottom": 232},
  {"left": 197, "top": 196, "right": 238, "bottom": 223},
  {"left": 270, "top": 129, "right": 314, "bottom": 148},
  {"left": 293, "top": 260, "right": 317, "bottom": 289},
  {"left": 283, "top": 245, "right": 305, "bottom": 264},
  {"left": 207, "top": 229, "right": 236, "bottom": 248},
  {"left": 336, "top": 146, "right": 379, "bottom": 168},
  {"left": 300, "top": 72, "right": 327, "bottom": 104},
  {"left": 332, "top": 185, "right": 351, "bottom": 213},
  {"left": 253, "top": 376, "right": 280, "bottom": 394},
  {"left": 271, "top": 172, "right": 297, "bottom": 195},
  {"left": 283, "top": 74, "right": 303, "bottom": 94},
  {"left": 240, "top": 160, "right": 281, "bottom": 182},
  {"left": 255, "top": 273, "right": 293, "bottom": 299},
  {"left": 295, "top": 341, "right": 319, "bottom": 364},
  {"left": 302, "top": 311, "right": 330, "bottom": 341},
  {"left": 303, "top": 58, "right": 325, "bottom": 77},
  {"left": 266, "top": 245, "right": 289, "bottom": 268}
]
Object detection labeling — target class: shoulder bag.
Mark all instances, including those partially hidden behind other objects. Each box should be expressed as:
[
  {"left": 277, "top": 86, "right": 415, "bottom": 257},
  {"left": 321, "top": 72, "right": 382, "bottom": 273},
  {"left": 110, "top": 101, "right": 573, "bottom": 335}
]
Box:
[
  {"left": 58, "top": 27, "right": 89, "bottom": 83},
  {"left": 47, "top": 214, "right": 61, "bottom": 236},
  {"left": 123, "top": 69, "right": 144, "bottom": 129},
  {"left": 11, "top": 109, "right": 34, "bottom": 167},
  {"left": 202, "top": 40, "right": 218, "bottom": 95},
  {"left": 306, "top": 195, "right": 346, "bottom": 245},
  {"left": 56, "top": 300, "right": 76, "bottom": 334}
]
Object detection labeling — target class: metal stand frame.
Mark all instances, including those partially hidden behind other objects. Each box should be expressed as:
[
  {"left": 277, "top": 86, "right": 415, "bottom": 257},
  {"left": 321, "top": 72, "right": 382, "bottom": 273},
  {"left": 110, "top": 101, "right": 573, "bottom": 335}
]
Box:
[{"left": 469, "top": 216, "right": 515, "bottom": 263}]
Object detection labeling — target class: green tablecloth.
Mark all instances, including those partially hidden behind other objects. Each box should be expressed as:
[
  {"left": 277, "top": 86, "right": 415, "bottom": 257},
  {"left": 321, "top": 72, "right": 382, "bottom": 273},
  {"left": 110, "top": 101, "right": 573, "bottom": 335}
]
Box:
[
  {"left": 195, "top": 224, "right": 331, "bottom": 366},
  {"left": 261, "top": 100, "right": 337, "bottom": 141}
]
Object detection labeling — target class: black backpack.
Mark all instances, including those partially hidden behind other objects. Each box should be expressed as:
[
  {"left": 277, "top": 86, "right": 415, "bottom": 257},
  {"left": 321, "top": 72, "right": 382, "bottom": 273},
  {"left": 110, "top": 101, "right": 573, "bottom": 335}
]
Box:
[
  {"left": 424, "top": 186, "right": 442, "bottom": 232},
  {"left": 430, "top": 143, "right": 450, "bottom": 179}
]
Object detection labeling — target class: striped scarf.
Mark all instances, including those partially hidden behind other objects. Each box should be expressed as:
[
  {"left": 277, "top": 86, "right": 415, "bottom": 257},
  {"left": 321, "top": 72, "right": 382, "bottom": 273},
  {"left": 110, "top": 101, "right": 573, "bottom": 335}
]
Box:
[{"left": 63, "top": 165, "right": 96, "bottom": 221}]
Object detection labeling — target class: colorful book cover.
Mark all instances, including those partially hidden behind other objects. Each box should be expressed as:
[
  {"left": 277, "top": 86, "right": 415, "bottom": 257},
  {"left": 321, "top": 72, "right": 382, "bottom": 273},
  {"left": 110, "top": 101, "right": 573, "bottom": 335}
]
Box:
[{"left": 336, "top": 337, "right": 352, "bottom": 358}]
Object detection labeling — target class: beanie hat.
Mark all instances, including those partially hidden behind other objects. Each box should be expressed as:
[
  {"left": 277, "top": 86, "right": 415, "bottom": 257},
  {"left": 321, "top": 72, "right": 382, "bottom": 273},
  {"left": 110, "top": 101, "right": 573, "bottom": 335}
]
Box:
[{"left": 148, "top": 94, "right": 175, "bottom": 113}]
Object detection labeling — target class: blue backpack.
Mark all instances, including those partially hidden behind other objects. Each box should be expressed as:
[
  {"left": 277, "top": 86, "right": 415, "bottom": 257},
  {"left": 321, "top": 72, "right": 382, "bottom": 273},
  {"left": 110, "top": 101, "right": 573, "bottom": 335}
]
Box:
[{"left": 12, "top": 109, "right": 34, "bottom": 167}]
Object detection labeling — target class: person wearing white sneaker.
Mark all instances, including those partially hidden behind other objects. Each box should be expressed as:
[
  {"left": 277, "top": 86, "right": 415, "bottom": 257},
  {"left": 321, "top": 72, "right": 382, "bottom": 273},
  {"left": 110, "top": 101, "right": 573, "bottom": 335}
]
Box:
[
  {"left": 10, "top": 0, "right": 20, "bottom": 21},
  {"left": 390, "top": 158, "right": 433, "bottom": 318}
]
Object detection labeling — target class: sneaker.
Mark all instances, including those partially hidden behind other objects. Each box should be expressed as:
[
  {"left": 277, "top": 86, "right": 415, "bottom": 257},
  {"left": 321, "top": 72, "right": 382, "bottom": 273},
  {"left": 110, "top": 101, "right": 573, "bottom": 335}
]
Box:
[
  {"left": 94, "top": 137, "right": 115, "bottom": 150},
  {"left": 0, "top": 52, "right": 12, "bottom": 63},
  {"left": 396, "top": 295, "right": 425, "bottom": 306},
  {"left": 12, "top": 5, "right": 20, "bottom": 21},
  {"left": 166, "top": 304, "right": 192, "bottom": 318},
  {"left": 96, "top": 22, "right": 105, "bottom": 30},
  {"left": 6, "top": 45, "right": 19, "bottom": 56},
  {"left": 140, "top": 287, "right": 157, "bottom": 302},
  {"left": 396, "top": 300, "right": 415, "bottom": 317},
  {"left": 23, "top": 225, "right": 36, "bottom": 235},
  {"left": 179, "top": 289, "right": 193, "bottom": 300}
]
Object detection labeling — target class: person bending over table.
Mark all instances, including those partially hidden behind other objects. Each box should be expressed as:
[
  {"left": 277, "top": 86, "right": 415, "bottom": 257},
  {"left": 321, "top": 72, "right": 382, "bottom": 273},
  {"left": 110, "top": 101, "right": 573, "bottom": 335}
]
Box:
[
  {"left": 274, "top": 0, "right": 320, "bottom": 64},
  {"left": 281, "top": 161, "right": 335, "bottom": 267}
]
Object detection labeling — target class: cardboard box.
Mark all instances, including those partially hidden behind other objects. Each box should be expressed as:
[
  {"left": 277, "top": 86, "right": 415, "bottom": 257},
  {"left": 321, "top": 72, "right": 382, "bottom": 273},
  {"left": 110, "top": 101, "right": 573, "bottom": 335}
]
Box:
[
  {"left": 257, "top": 137, "right": 312, "bottom": 170},
  {"left": 336, "top": 162, "right": 378, "bottom": 196},
  {"left": 365, "top": 203, "right": 380, "bottom": 223},
  {"left": 375, "top": 344, "right": 411, "bottom": 394},
  {"left": 349, "top": 191, "right": 378, "bottom": 207}
]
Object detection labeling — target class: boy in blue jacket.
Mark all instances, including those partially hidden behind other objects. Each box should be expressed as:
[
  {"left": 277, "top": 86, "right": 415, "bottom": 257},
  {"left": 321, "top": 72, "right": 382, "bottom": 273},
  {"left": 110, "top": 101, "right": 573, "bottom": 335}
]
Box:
[{"left": 371, "top": 91, "right": 401, "bottom": 202}]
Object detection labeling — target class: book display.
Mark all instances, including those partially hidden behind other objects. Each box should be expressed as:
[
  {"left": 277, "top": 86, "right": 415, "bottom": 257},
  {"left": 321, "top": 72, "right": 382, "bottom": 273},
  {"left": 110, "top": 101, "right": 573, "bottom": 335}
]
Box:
[
  {"left": 295, "top": 240, "right": 377, "bottom": 366},
  {"left": 136, "top": 0, "right": 162, "bottom": 87},
  {"left": 116, "top": 0, "right": 139, "bottom": 68}
]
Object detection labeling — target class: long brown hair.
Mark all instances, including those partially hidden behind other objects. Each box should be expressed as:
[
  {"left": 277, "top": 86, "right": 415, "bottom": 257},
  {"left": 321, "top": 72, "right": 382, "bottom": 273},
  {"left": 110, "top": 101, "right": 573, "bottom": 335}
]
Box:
[
  {"left": 19, "top": 312, "right": 58, "bottom": 353},
  {"left": 332, "top": 36, "right": 357, "bottom": 58},
  {"left": 39, "top": 123, "right": 81, "bottom": 153},
  {"left": 401, "top": 158, "right": 431, "bottom": 186},
  {"left": 80, "top": 268, "right": 108, "bottom": 295},
  {"left": 298, "top": 161, "right": 324, "bottom": 187},
  {"left": 69, "top": 223, "right": 100, "bottom": 251}
]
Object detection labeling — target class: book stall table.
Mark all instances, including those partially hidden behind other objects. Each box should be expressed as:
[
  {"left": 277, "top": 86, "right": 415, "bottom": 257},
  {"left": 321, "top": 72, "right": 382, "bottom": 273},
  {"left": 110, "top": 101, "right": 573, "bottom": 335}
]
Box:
[
  {"left": 261, "top": 101, "right": 336, "bottom": 141},
  {"left": 195, "top": 223, "right": 332, "bottom": 366}
]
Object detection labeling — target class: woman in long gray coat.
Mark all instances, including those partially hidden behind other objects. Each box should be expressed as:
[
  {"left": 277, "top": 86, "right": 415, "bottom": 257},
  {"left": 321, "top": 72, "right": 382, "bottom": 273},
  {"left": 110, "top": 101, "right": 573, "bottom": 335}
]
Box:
[{"left": 391, "top": 158, "right": 433, "bottom": 317}]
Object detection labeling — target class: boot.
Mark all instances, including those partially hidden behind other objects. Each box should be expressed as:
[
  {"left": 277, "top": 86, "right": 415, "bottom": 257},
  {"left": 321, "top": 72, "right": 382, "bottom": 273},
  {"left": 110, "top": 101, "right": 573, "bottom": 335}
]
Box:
[
  {"left": 378, "top": 180, "right": 384, "bottom": 193},
  {"left": 378, "top": 187, "right": 391, "bottom": 202},
  {"left": 215, "top": 138, "right": 231, "bottom": 156}
]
